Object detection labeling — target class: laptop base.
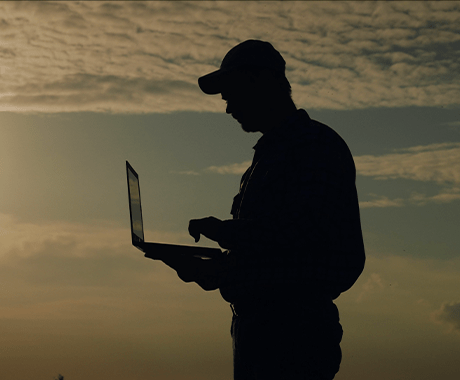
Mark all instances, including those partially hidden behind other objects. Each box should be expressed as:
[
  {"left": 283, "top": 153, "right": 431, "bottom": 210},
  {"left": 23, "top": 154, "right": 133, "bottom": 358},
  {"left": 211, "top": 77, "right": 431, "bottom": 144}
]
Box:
[{"left": 138, "top": 242, "right": 223, "bottom": 260}]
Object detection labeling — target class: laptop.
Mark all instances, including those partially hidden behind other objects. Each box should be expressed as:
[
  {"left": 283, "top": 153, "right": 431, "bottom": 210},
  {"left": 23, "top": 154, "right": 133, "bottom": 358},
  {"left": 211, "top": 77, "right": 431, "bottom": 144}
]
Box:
[{"left": 126, "top": 161, "right": 222, "bottom": 259}]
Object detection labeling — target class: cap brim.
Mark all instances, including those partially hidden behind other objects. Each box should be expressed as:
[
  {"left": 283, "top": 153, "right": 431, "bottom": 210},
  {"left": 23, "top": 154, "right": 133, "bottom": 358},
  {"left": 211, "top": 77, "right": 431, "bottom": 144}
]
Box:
[{"left": 198, "top": 69, "right": 229, "bottom": 95}]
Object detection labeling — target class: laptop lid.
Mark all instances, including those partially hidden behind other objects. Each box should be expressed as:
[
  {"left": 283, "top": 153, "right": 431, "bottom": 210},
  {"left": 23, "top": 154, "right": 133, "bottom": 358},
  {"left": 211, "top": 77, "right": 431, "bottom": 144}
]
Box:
[{"left": 126, "top": 161, "right": 145, "bottom": 251}]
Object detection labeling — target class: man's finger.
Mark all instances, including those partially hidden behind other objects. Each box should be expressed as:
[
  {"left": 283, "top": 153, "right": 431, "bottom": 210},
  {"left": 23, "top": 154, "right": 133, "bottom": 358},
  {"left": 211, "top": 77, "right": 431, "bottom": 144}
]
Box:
[{"left": 188, "top": 219, "right": 201, "bottom": 242}]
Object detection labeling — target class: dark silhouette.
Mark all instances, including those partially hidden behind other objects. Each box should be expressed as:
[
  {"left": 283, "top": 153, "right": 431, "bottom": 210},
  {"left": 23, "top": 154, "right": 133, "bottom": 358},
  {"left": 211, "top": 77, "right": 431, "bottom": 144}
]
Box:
[{"left": 147, "top": 40, "right": 365, "bottom": 380}]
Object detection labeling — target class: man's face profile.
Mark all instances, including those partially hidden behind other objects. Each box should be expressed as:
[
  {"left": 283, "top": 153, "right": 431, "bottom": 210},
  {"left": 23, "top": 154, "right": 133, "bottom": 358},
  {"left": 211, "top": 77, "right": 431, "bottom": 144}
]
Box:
[{"left": 221, "top": 70, "right": 266, "bottom": 133}]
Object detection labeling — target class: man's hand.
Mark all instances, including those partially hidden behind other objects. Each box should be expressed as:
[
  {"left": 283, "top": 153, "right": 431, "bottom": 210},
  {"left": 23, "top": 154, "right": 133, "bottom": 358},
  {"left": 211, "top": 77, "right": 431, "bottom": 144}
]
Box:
[
  {"left": 159, "top": 254, "right": 225, "bottom": 291},
  {"left": 188, "top": 216, "right": 223, "bottom": 243}
]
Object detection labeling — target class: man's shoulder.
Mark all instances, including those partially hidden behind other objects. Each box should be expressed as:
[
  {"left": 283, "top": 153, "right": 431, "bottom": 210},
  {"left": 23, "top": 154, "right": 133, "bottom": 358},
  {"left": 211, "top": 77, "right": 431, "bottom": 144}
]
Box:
[
  {"left": 292, "top": 110, "right": 350, "bottom": 151},
  {"left": 286, "top": 111, "right": 356, "bottom": 175}
]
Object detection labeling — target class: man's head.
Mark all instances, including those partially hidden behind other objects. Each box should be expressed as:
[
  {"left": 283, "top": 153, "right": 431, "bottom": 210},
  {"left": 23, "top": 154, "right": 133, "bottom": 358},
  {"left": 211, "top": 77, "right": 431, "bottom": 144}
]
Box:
[
  {"left": 198, "top": 40, "right": 286, "bottom": 95},
  {"left": 199, "top": 40, "right": 295, "bottom": 133}
]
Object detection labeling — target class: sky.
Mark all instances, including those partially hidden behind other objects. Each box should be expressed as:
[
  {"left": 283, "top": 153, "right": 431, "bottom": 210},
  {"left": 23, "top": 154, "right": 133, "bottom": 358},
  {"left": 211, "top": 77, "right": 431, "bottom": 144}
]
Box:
[{"left": 0, "top": 1, "right": 460, "bottom": 379}]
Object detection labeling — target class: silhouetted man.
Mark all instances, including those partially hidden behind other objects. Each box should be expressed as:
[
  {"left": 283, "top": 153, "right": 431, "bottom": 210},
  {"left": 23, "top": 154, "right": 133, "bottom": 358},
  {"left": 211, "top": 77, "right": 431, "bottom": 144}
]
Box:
[{"left": 149, "top": 40, "right": 365, "bottom": 380}]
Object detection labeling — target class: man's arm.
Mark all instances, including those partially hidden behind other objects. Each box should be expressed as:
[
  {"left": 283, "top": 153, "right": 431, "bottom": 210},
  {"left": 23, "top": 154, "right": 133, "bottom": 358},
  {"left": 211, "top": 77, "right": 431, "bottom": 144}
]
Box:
[
  {"left": 190, "top": 137, "right": 357, "bottom": 253},
  {"left": 145, "top": 251, "right": 226, "bottom": 291}
]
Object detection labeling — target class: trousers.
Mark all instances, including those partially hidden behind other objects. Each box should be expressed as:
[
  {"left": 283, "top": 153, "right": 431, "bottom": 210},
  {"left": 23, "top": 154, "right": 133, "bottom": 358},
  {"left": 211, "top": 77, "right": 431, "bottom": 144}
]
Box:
[{"left": 230, "top": 301, "right": 343, "bottom": 380}]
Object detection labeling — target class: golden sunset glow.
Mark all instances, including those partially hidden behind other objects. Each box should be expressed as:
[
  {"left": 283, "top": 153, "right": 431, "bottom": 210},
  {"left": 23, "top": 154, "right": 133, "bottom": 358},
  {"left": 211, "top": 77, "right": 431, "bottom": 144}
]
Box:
[{"left": 1, "top": 2, "right": 460, "bottom": 380}]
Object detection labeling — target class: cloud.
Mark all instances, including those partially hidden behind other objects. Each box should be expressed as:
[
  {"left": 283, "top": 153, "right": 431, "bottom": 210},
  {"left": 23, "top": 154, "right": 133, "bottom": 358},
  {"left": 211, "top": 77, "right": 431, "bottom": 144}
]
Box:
[
  {"left": 0, "top": 212, "right": 232, "bottom": 380},
  {"left": 174, "top": 160, "right": 251, "bottom": 176},
  {"left": 444, "top": 121, "right": 460, "bottom": 130},
  {"left": 360, "top": 188, "right": 460, "bottom": 209},
  {"left": 0, "top": 213, "right": 193, "bottom": 288},
  {"left": 0, "top": 1, "right": 459, "bottom": 113},
  {"left": 355, "top": 142, "right": 460, "bottom": 184},
  {"left": 191, "top": 142, "right": 460, "bottom": 206},
  {"left": 205, "top": 160, "right": 251, "bottom": 175},
  {"left": 0, "top": 214, "right": 146, "bottom": 291},
  {"left": 432, "top": 301, "right": 460, "bottom": 333},
  {"left": 359, "top": 195, "right": 405, "bottom": 209},
  {"left": 409, "top": 187, "right": 460, "bottom": 206},
  {"left": 0, "top": 212, "right": 218, "bottom": 334},
  {"left": 0, "top": 214, "right": 128, "bottom": 259},
  {"left": 196, "top": 143, "right": 460, "bottom": 180},
  {"left": 356, "top": 272, "right": 385, "bottom": 302},
  {"left": 2, "top": 73, "right": 205, "bottom": 113},
  {"left": 337, "top": 253, "right": 460, "bottom": 321},
  {"left": 171, "top": 170, "right": 201, "bottom": 176},
  {"left": 356, "top": 142, "right": 460, "bottom": 207}
]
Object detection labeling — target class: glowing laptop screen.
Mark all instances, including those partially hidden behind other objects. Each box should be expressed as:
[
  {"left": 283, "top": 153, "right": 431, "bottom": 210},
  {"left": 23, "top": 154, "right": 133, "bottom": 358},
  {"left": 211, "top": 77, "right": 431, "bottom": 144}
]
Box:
[{"left": 127, "top": 163, "right": 144, "bottom": 243}]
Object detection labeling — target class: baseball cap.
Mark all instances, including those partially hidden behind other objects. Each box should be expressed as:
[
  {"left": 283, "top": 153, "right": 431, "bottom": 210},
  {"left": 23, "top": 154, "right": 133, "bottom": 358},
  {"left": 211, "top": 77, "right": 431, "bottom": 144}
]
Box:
[{"left": 198, "top": 39, "right": 286, "bottom": 95}]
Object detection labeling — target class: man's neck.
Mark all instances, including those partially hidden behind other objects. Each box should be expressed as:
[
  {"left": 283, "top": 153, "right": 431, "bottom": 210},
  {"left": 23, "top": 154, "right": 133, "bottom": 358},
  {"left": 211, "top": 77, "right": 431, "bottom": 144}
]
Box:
[{"left": 260, "top": 102, "right": 298, "bottom": 134}]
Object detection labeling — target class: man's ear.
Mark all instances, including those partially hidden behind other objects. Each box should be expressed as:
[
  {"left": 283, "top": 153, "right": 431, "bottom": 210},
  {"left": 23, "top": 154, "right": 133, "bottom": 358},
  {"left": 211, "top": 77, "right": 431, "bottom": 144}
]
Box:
[{"left": 249, "top": 68, "right": 278, "bottom": 91}]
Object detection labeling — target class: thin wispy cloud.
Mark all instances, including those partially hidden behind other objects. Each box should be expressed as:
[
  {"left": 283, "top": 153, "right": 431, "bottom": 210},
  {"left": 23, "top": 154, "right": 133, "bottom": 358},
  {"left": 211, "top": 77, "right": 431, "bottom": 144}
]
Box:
[
  {"left": 339, "top": 254, "right": 460, "bottom": 334},
  {"left": 194, "top": 143, "right": 460, "bottom": 179},
  {"left": 0, "top": 213, "right": 190, "bottom": 264},
  {"left": 356, "top": 272, "right": 385, "bottom": 303},
  {"left": 360, "top": 187, "right": 460, "bottom": 208},
  {"left": 0, "top": 1, "right": 459, "bottom": 113},
  {"left": 359, "top": 195, "right": 405, "bottom": 209},
  {"left": 0, "top": 212, "right": 230, "bottom": 380},
  {"left": 205, "top": 160, "right": 252, "bottom": 175},
  {"left": 190, "top": 142, "right": 460, "bottom": 207},
  {"left": 409, "top": 187, "right": 460, "bottom": 206},
  {"left": 432, "top": 301, "right": 460, "bottom": 334},
  {"left": 444, "top": 121, "right": 460, "bottom": 131},
  {"left": 0, "top": 212, "right": 199, "bottom": 321},
  {"left": 356, "top": 142, "right": 460, "bottom": 207},
  {"left": 171, "top": 169, "right": 201, "bottom": 176},
  {"left": 355, "top": 142, "right": 460, "bottom": 184}
]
